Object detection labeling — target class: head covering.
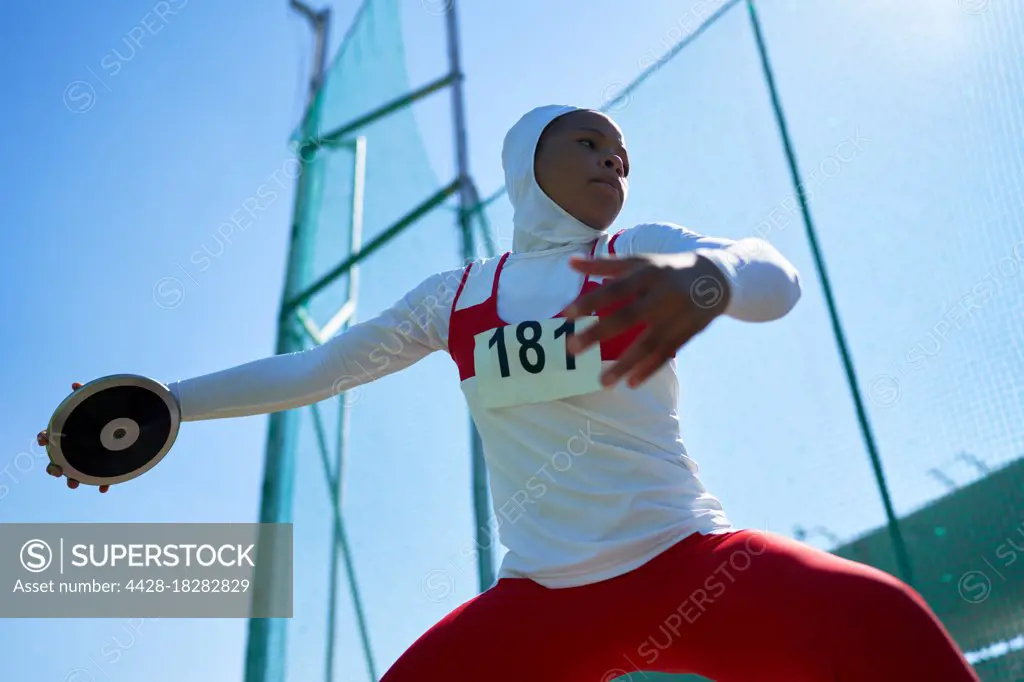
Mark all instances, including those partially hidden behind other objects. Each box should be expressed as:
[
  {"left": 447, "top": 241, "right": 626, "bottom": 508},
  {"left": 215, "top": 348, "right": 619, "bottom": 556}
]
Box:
[{"left": 502, "top": 104, "right": 625, "bottom": 253}]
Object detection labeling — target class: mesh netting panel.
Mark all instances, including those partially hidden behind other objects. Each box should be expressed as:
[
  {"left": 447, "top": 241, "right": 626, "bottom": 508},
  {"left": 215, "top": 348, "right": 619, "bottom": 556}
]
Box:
[
  {"left": 276, "top": 0, "right": 471, "bottom": 680},
  {"left": 754, "top": 0, "right": 1024, "bottom": 673}
]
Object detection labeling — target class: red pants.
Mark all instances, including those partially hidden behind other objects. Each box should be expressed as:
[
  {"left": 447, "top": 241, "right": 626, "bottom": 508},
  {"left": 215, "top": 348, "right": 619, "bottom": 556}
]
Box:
[{"left": 381, "top": 530, "right": 978, "bottom": 681}]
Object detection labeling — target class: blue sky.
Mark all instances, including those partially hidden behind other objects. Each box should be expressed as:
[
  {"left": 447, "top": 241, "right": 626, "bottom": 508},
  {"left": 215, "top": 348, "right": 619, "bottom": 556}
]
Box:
[{"left": 2, "top": 0, "right": 1022, "bottom": 680}]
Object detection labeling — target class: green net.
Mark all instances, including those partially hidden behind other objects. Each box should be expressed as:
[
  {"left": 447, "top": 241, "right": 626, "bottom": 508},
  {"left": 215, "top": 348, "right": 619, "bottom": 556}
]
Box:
[
  {"left": 251, "top": 0, "right": 1024, "bottom": 680},
  {"left": 266, "top": 1, "right": 478, "bottom": 680},
  {"left": 760, "top": 1, "right": 1024, "bottom": 677}
]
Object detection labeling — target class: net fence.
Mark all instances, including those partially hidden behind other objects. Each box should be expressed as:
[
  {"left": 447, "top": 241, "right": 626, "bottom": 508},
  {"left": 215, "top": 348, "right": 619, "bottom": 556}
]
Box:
[{"left": 276, "top": 1, "right": 475, "bottom": 679}]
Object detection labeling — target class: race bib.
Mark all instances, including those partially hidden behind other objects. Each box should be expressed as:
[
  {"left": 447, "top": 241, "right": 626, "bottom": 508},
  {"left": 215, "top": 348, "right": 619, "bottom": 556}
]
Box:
[{"left": 472, "top": 316, "right": 603, "bottom": 409}]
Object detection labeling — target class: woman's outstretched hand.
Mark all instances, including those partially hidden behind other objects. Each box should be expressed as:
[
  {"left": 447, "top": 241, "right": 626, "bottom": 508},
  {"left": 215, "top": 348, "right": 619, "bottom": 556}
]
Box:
[
  {"left": 564, "top": 251, "right": 731, "bottom": 388},
  {"left": 38, "top": 382, "right": 111, "bottom": 493}
]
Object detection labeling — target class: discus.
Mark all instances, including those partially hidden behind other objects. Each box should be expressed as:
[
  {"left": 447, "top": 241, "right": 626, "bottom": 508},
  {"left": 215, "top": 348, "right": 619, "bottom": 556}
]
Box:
[{"left": 45, "top": 374, "right": 181, "bottom": 486}]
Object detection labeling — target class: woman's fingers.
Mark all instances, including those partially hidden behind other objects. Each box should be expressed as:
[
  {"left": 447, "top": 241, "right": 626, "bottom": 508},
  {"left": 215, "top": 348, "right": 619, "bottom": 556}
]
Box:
[
  {"left": 38, "top": 382, "right": 83, "bottom": 445},
  {"left": 624, "top": 322, "right": 693, "bottom": 387},
  {"left": 624, "top": 352, "right": 669, "bottom": 388},
  {"left": 42, "top": 382, "right": 92, "bottom": 490},
  {"left": 598, "top": 327, "right": 665, "bottom": 387},
  {"left": 568, "top": 298, "right": 648, "bottom": 354},
  {"left": 48, "top": 463, "right": 106, "bottom": 493},
  {"left": 565, "top": 267, "right": 655, "bottom": 320}
]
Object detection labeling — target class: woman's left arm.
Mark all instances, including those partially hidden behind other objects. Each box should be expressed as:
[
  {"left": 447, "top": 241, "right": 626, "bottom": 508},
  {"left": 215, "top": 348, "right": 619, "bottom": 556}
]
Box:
[
  {"left": 631, "top": 221, "right": 802, "bottom": 322},
  {"left": 564, "top": 222, "right": 802, "bottom": 387}
]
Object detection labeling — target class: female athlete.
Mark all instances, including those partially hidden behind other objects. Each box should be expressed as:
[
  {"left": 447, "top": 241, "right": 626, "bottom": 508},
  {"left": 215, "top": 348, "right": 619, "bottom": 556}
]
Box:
[{"left": 39, "top": 104, "right": 979, "bottom": 680}]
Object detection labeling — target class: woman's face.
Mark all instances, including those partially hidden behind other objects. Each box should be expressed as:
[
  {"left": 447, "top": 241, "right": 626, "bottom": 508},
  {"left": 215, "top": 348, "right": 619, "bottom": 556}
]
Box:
[{"left": 533, "top": 109, "right": 630, "bottom": 231}]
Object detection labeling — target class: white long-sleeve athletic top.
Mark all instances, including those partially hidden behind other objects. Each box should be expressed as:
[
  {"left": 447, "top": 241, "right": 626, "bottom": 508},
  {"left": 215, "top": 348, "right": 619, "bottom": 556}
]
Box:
[{"left": 167, "top": 105, "right": 802, "bottom": 588}]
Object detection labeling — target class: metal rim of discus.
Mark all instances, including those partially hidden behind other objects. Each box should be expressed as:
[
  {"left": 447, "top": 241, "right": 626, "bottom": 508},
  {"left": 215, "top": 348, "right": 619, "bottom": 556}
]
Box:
[{"left": 45, "top": 374, "right": 181, "bottom": 486}]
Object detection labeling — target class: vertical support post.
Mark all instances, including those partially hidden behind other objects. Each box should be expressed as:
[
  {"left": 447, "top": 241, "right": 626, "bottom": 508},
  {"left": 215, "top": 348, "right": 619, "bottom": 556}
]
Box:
[
  {"left": 444, "top": 0, "right": 496, "bottom": 593},
  {"left": 745, "top": 0, "right": 914, "bottom": 586},
  {"left": 245, "top": 5, "right": 331, "bottom": 682},
  {"left": 326, "top": 135, "right": 371, "bottom": 682},
  {"left": 339, "top": 134, "right": 367, "bottom": 509}
]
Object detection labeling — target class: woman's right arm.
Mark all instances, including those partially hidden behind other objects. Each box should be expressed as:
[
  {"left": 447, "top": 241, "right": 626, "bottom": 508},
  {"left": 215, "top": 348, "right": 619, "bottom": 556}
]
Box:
[{"left": 168, "top": 267, "right": 464, "bottom": 422}]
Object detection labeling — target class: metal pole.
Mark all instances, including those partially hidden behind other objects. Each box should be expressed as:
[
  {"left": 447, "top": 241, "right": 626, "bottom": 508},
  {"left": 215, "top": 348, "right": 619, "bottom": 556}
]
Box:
[
  {"left": 244, "top": 5, "right": 330, "bottom": 682},
  {"left": 744, "top": 0, "right": 914, "bottom": 586},
  {"left": 326, "top": 135, "right": 375, "bottom": 682},
  {"left": 290, "top": 0, "right": 331, "bottom": 106},
  {"left": 444, "top": 0, "right": 495, "bottom": 593}
]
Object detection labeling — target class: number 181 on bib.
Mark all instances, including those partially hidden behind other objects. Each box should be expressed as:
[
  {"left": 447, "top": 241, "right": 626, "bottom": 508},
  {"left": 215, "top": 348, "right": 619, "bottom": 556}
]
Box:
[{"left": 472, "top": 316, "right": 603, "bottom": 408}]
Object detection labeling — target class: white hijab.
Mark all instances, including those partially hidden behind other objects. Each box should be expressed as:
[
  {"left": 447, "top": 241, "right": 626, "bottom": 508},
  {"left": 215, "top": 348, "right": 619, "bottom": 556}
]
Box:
[{"left": 501, "top": 104, "right": 627, "bottom": 254}]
